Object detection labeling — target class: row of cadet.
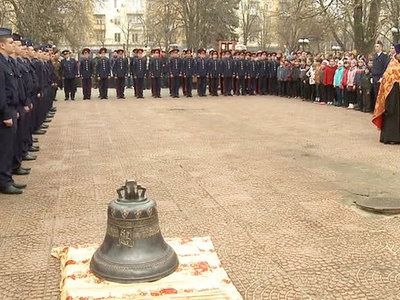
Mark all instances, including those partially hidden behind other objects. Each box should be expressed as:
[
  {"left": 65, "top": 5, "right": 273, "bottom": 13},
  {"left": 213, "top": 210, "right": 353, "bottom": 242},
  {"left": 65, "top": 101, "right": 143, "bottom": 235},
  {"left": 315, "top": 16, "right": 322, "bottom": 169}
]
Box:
[
  {"left": 0, "top": 28, "right": 57, "bottom": 195},
  {"left": 55, "top": 45, "right": 391, "bottom": 113}
]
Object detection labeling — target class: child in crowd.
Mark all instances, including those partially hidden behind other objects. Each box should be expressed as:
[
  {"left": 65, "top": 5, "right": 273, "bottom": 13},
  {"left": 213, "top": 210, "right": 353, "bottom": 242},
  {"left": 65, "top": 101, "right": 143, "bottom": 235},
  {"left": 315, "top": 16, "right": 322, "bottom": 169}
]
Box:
[
  {"left": 354, "top": 58, "right": 366, "bottom": 110},
  {"left": 323, "top": 58, "right": 338, "bottom": 105},
  {"left": 360, "top": 67, "right": 373, "bottom": 112},
  {"left": 333, "top": 60, "right": 345, "bottom": 106}
]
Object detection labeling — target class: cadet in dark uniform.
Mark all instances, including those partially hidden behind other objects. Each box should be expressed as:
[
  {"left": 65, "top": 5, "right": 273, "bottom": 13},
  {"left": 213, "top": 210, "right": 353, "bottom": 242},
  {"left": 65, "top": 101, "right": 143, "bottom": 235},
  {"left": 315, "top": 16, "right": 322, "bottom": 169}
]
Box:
[
  {"left": 235, "top": 51, "right": 247, "bottom": 96},
  {"left": 247, "top": 53, "right": 259, "bottom": 95},
  {"left": 61, "top": 49, "right": 78, "bottom": 100},
  {"left": 131, "top": 48, "right": 147, "bottom": 99},
  {"left": 207, "top": 50, "right": 220, "bottom": 96},
  {"left": 269, "top": 53, "right": 279, "bottom": 95},
  {"left": 258, "top": 51, "right": 269, "bottom": 95},
  {"left": 196, "top": 49, "right": 208, "bottom": 97},
  {"left": 149, "top": 48, "right": 163, "bottom": 98},
  {"left": 79, "top": 48, "right": 93, "bottom": 100},
  {"left": 169, "top": 49, "right": 182, "bottom": 98},
  {"left": 221, "top": 50, "right": 234, "bottom": 96},
  {"left": 113, "top": 49, "right": 128, "bottom": 99},
  {"left": 10, "top": 33, "right": 31, "bottom": 177},
  {"left": 0, "top": 28, "right": 26, "bottom": 194},
  {"left": 96, "top": 47, "right": 111, "bottom": 99},
  {"left": 183, "top": 49, "right": 195, "bottom": 97}
]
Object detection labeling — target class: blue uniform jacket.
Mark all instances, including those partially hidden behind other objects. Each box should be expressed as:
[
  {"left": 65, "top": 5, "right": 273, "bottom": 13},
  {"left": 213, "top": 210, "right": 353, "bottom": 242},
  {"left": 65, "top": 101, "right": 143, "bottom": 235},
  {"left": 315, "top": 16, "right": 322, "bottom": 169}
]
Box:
[
  {"left": 61, "top": 58, "right": 78, "bottom": 79},
  {"left": 97, "top": 57, "right": 111, "bottom": 79},
  {"left": 79, "top": 58, "right": 93, "bottom": 79},
  {"left": 0, "top": 54, "right": 19, "bottom": 120}
]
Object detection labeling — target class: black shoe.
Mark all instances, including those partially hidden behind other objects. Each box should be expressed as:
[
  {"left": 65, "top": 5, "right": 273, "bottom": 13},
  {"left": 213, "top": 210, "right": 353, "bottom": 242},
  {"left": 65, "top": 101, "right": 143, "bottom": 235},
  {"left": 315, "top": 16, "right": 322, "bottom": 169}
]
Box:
[
  {"left": 22, "top": 154, "right": 37, "bottom": 161},
  {"left": 43, "top": 119, "right": 52, "bottom": 123},
  {"left": 12, "top": 167, "right": 30, "bottom": 175},
  {"left": 0, "top": 185, "right": 23, "bottom": 195},
  {"left": 64, "top": 98, "right": 69, "bottom": 101},
  {"left": 33, "top": 129, "right": 46, "bottom": 135},
  {"left": 20, "top": 166, "right": 31, "bottom": 171},
  {"left": 46, "top": 115, "right": 54, "bottom": 119},
  {"left": 32, "top": 137, "right": 38, "bottom": 143},
  {"left": 12, "top": 182, "right": 27, "bottom": 189},
  {"left": 28, "top": 146, "right": 39, "bottom": 152},
  {"left": 50, "top": 108, "right": 57, "bottom": 112},
  {"left": 41, "top": 124, "right": 49, "bottom": 129}
]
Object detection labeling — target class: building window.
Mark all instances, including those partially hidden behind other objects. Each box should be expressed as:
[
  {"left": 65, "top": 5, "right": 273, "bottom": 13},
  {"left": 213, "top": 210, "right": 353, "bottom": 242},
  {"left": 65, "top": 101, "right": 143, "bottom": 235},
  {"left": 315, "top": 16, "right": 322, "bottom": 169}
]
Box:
[
  {"left": 96, "top": 16, "right": 104, "bottom": 25},
  {"left": 114, "top": 18, "right": 121, "bottom": 25},
  {"left": 114, "top": 0, "right": 118, "bottom": 8},
  {"left": 96, "top": 31, "right": 104, "bottom": 42},
  {"left": 132, "top": 33, "right": 139, "bottom": 43},
  {"left": 127, "top": 14, "right": 143, "bottom": 26},
  {"left": 115, "top": 33, "right": 121, "bottom": 42}
]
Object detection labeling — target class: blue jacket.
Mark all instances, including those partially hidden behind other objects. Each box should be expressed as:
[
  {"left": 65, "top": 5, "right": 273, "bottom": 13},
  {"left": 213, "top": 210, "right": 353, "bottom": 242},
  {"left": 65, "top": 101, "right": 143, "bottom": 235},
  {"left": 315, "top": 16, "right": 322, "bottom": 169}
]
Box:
[
  {"left": 195, "top": 58, "right": 208, "bottom": 77},
  {"left": 221, "top": 58, "right": 234, "bottom": 77},
  {"left": 61, "top": 58, "right": 78, "bottom": 79},
  {"left": 80, "top": 58, "right": 93, "bottom": 79},
  {"left": 149, "top": 57, "right": 163, "bottom": 77},
  {"left": 235, "top": 59, "right": 247, "bottom": 77},
  {"left": 169, "top": 57, "right": 182, "bottom": 77},
  {"left": 112, "top": 57, "right": 128, "bottom": 78},
  {"left": 333, "top": 66, "right": 344, "bottom": 87},
  {"left": 0, "top": 54, "right": 19, "bottom": 120},
  {"left": 131, "top": 57, "right": 147, "bottom": 78},
  {"left": 97, "top": 57, "right": 111, "bottom": 79},
  {"left": 207, "top": 58, "right": 220, "bottom": 77}
]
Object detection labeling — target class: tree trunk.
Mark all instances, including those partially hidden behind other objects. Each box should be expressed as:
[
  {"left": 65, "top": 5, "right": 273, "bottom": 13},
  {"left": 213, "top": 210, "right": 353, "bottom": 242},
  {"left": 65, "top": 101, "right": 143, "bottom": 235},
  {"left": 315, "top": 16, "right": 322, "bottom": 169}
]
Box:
[{"left": 353, "top": 0, "right": 364, "bottom": 54}]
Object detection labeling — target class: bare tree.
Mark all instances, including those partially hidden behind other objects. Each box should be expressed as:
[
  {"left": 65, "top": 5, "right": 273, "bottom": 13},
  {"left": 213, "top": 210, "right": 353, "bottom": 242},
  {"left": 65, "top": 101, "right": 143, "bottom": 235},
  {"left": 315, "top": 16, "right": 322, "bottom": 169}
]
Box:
[
  {"left": 315, "top": 0, "right": 382, "bottom": 55},
  {"left": 239, "top": 0, "right": 261, "bottom": 46},
  {"left": 2, "top": 0, "right": 95, "bottom": 48}
]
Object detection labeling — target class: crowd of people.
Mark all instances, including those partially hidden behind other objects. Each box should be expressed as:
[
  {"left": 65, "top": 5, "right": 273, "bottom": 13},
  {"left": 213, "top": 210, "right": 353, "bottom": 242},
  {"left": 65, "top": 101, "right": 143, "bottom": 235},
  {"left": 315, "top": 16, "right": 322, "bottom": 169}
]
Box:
[
  {"left": 1, "top": 24, "right": 399, "bottom": 194},
  {"left": 51, "top": 41, "right": 397, "bottom": 116},
  {"left": 0, "top": 28, "right": 56, "bottom": 195}
]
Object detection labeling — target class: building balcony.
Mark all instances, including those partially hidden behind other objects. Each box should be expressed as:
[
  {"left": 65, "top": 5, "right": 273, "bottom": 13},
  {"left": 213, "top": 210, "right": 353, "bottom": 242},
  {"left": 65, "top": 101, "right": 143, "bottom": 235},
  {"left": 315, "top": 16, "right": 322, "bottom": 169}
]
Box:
[{"left": 94, "top": 24, "right": 106, "bottom": 31}]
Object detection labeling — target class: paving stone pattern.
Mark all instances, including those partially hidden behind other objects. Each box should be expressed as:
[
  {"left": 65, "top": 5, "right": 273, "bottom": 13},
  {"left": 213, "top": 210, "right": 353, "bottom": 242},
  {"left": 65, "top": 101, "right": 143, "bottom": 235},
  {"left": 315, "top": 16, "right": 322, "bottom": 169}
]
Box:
[{"left": 1, "top": 89, "right": 400, "bottom": 299}]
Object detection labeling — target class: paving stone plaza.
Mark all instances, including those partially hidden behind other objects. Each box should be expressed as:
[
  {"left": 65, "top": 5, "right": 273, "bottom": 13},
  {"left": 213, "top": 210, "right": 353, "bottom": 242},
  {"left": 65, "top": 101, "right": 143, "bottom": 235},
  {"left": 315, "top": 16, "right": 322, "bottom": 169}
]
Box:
[{"left": 1, "top": 89, "right": 400, "bottom": 299}]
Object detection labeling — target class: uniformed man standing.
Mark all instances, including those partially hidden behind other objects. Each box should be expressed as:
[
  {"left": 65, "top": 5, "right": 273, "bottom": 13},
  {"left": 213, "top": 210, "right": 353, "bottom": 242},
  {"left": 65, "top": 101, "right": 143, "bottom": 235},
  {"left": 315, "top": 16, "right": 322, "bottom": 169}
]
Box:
[
  {"left": 52, "top": 50, "right": 62, "bottom": 94},
  {"left": 169, "top": 49, "right": 182, "bottom": 98},
  {"left": 96, "top": 47, "right": 111, "bottom": 100},
  {"left": 207, "top": 50, "right": 220, "bottom": 96},
  {"left": 61, "top": 50, "right": 78, "bottom": 100},
  {"left": 113, "top": 49, "right": 128, "bottom": 99},
  {"left": 149, "top": 48, "right": 163, "bottom": 98},
  {"left": 0, "top": 28, "right": 26, "bottom": 194},
  {"left": 131, "top": 48, "right": 147, "bottom": 99},
  {"left": 235, "top": 51, "right": 247, "bottom": 96},
  {"left": 182, "top": 49, "right": 195, "bottom": 98},
  {"left": 79, "top": 48, "right": 93, "bottom": 100},
  {"left": 221, "top": 50, "right": 234, "bottom": 96},
  {"left": 195, "top": 49, "right": 208, "bottom": 97}
]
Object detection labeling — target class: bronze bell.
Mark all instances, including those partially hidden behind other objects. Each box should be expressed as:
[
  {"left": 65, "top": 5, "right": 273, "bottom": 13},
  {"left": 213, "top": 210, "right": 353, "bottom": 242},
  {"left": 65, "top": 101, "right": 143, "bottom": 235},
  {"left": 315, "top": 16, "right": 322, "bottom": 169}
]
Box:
[{"left": 90, "top": 180, "right": 179, "bottom": 283}]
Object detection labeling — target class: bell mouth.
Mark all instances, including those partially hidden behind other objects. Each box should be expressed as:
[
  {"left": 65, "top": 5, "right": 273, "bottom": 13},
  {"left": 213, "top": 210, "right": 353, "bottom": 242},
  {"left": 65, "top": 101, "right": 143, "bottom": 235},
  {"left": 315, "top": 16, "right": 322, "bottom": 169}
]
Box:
[{"left": 90, "top": 243, "right": 179, "bottom": 283}]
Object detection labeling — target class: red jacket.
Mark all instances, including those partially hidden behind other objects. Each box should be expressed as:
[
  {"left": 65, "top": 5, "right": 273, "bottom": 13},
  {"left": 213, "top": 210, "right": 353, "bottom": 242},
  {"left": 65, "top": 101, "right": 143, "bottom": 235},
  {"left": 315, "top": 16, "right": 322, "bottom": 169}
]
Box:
[
  {"left": 340, "top": 67, "right": 349, "bottom": 89},
  {"left": 323, "top": 65, "right": 337, "bottom": 85}
]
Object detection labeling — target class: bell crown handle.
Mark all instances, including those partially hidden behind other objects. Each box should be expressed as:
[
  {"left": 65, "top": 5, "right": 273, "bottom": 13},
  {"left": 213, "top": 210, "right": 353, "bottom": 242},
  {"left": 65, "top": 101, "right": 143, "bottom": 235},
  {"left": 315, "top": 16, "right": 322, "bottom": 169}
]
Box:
[{"left": 117, "top": 180, "right": 147, "bottom": 201}]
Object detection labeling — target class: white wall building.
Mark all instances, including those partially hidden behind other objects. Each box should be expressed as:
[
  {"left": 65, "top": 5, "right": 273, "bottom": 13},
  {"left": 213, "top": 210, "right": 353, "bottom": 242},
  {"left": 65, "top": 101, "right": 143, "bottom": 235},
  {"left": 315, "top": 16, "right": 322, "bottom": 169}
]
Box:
[{"left": 91, "top": 0, "right": 147, "bottom": 52}]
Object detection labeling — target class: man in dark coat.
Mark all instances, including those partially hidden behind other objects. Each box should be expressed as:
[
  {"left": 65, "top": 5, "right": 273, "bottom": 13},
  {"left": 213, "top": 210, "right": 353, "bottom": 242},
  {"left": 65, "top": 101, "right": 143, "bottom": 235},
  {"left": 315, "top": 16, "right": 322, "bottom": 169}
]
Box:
[
  {"left": 113, "top": 49, "right": 128, "bottom": 99},
  {"left": 79, "top": 48, "right": 93, "bottom": 100},
  {"left": 371, "top": 41, "right": 390, "bottom": 108},
  {"left": 61, "top": 49, "right": 78, "bottom": 100},
  {"left": 96, "top": 47, "right": 111, "bottom": 99},
  {"left": 0, "top": 27, "right": 25, "bottom": 194}
]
